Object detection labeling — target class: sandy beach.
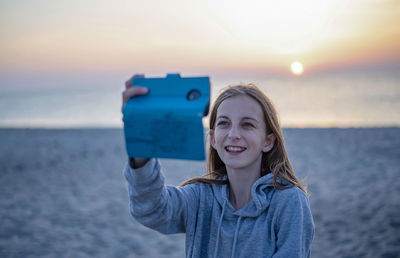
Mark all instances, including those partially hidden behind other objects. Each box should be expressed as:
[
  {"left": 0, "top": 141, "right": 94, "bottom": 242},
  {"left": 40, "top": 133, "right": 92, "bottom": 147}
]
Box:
[{"left": 0, "top": 128, "right": 399, "bottom": 258}]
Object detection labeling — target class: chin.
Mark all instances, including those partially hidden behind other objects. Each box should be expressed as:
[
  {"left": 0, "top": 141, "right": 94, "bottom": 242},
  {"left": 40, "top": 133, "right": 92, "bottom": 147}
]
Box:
[{"left": 224, "top": 161, "right": 249, "bottom": 170}]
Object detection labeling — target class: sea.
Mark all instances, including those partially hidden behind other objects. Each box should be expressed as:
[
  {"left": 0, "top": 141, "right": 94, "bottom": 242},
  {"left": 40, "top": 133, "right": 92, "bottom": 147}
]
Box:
[{"left": 0, "top": 70, "right": 399, "bottom": 128}]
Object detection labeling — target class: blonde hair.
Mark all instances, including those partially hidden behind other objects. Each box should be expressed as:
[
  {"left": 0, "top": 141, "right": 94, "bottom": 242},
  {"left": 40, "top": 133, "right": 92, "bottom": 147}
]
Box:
[{"left": 182, "top": 84, "right": 307, "bottom": 195}]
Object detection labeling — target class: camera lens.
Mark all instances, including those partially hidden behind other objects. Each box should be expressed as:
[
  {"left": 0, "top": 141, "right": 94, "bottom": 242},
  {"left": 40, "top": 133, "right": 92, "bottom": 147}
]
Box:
[{"left": 187, "top": 89, "right": 201, "bottom": 101}]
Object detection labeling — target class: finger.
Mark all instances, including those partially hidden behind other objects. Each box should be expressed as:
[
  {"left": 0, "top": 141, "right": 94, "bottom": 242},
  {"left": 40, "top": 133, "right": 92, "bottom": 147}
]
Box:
[
  {"left": 124, "top": 79, "right": 131, "bottom": 90},
  {"left": 125, "top": 74, "right": 145, "bottom": 90},
  {"left": 122, "top": 86, "right": 149, "bottom": 107}
]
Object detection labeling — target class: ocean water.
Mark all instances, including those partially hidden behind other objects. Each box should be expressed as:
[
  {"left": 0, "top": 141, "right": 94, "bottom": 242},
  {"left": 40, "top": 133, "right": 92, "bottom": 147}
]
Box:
[
  {"left": 0, "top": 87, "right": 122, "bottom": 128},
  {"left": 0, "top": 71, "right": 399, "bottom": 128}
]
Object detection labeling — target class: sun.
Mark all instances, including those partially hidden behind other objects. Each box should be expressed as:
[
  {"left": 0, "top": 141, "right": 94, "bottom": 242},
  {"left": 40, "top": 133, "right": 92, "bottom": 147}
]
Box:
[{"left": 291, "top": 61, "right": 304, "bottom": 75}]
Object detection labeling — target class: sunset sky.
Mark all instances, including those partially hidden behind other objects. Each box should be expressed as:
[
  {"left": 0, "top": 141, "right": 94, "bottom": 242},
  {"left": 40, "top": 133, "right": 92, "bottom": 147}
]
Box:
[{"left": 1, "top": 0, "right": 400, "bottom": 88}]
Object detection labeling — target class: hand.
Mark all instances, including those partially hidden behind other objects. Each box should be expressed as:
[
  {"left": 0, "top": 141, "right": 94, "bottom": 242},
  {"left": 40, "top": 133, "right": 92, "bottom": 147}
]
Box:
[
  {"left": 122, "top": 74, "right": 150, "bottom": 167},
  {"left": 121, "top": 74, "right": 149, "bottom": 111}
]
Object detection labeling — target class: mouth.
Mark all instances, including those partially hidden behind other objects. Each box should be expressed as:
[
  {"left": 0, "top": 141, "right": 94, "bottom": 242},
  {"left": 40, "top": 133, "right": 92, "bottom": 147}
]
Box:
[{"left": 225, "top": 145, "right": 247, "bottom": 153}]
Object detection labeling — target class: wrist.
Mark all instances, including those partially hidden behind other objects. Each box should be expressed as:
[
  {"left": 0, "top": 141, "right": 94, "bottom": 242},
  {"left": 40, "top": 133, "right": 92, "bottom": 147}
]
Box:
[{"left": 129, "top": 157, "right": 149, "bottom": 169}]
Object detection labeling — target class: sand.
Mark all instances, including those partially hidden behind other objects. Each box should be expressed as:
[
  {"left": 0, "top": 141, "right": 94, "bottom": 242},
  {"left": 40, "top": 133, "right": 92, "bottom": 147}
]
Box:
[{"left": 0, "top": 128, "right": 399, "bottom": 258}]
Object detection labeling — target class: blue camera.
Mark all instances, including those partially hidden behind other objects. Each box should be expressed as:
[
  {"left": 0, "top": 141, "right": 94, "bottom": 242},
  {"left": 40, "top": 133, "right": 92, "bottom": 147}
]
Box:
[{"left": 123, "top": 74, "right": 210, "bottom": 160}]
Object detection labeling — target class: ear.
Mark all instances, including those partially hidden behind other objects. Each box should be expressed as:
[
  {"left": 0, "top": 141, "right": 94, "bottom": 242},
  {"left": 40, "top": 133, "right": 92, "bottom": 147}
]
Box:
[
  {"left": 263, "top": 133, "right": 276, "bottom": 152},
  {"left": 209, "top": 129, "right": 217, "bottom": 150}
]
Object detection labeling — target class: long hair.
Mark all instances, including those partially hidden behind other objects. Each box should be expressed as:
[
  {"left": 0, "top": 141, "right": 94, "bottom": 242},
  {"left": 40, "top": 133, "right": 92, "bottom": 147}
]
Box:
[{"left": 182, "top": 84, "right": 307, "bottom": 195}]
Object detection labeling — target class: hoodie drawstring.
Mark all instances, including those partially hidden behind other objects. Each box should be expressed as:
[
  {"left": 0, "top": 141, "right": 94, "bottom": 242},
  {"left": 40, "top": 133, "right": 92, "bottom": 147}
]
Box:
[
  {"left": 213, "top": 199, "right": 227, "bottom": 258},
  {"left": 213, "top": 199, "right": 244, "bottom": 258},
  {"left": 231, "top": 216, "right": 242, "bottom": 258}
]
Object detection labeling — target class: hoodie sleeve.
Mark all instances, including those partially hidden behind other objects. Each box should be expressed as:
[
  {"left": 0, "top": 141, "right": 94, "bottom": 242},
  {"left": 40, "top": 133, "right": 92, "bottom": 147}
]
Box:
[
  {"left": 272, "top": 188, "right": 314, "bottom": 258},
  {"left": 123, "top": 159, "right": 199, "bottom": 234}
]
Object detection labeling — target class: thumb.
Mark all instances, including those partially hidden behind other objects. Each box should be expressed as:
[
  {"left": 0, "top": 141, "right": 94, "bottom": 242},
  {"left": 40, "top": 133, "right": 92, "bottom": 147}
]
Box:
[{"left": 122, "top": 86, "right": 149, "bottom": 110}]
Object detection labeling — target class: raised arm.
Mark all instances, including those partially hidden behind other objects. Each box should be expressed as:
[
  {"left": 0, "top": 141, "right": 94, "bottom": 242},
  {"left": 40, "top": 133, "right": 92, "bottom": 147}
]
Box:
[
  {"left": 122, "top": 75, "right": 199, "bottom": 233},
  {"left": 123, "top": 159, "right": 199, "bottom": 234}
]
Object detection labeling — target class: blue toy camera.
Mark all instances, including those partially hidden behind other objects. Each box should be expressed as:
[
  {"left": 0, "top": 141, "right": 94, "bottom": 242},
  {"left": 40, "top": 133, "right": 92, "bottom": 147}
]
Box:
[{"left": 123, "top": 73, "right": 210, "bottom": 160}]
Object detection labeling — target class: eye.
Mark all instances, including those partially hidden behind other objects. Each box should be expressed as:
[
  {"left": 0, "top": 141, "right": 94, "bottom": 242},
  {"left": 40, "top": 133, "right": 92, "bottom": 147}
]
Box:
[
  {"left": 216, "top": 120, "right": 229, "bottom": 127},
  {"left": 242, "top": 122, "right": 255, "bottom": 128}
]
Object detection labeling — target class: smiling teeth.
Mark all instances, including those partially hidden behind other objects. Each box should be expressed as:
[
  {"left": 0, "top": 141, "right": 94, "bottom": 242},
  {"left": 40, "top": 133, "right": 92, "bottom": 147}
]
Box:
[{"left": 226, "top": 146, "right": 246, "bottom": 152}]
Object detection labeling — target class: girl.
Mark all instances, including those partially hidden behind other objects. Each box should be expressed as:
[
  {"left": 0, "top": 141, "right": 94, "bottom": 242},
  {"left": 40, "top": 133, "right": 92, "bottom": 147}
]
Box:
[{"left": 122, "top": 78, "right": 314, "bottom": 258}]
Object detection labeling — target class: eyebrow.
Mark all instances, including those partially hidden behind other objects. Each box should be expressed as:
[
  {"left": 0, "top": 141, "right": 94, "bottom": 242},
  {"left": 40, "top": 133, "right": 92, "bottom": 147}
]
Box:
[
  {"left": 242, "top": 117, "right": 259, "bottom": 123},
  {"left": 216, "top": 115, "right": 259, "bottom": 123}
]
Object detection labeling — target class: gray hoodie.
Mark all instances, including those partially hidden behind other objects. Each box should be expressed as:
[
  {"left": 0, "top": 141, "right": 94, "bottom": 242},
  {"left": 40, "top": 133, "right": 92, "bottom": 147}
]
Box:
[{"left": 124, "top": 159, "right": 314, "bottom": 258}]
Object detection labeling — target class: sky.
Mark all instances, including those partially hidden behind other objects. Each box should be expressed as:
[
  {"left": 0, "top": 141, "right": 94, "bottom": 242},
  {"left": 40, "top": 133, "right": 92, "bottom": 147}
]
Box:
[
  {"left": 1, "top": 0, "right": 400, "bottom": 89},
  {"left": 0, "top": 0, "right": 399, "bottom": 128}
]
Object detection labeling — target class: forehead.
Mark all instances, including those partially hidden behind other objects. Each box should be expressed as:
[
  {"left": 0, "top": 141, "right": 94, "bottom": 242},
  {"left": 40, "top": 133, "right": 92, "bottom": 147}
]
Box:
[{"left": 217, "top": 95, "right": 264, "bottom": 119}]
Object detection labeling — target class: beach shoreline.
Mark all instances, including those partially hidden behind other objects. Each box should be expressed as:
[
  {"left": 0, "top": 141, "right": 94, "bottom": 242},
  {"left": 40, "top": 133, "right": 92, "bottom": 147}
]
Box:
[{"left": 1, "top": 128, "right": 399, "bottom": 257}]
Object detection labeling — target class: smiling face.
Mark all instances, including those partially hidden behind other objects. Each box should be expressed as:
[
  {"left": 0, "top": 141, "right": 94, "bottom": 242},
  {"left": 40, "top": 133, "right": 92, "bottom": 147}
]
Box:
[{"left": 210, "top": 95, "right": 275, "bottom": 173}]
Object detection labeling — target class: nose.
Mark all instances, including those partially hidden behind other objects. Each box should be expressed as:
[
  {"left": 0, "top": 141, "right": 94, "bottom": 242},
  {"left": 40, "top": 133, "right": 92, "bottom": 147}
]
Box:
[{"left": 228, "top": 125, "right": 241, "bottom": 140}]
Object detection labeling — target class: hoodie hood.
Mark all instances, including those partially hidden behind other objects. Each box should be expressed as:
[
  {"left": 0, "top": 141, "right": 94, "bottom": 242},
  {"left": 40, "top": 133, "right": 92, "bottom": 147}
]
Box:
[{"left": 212, "top": 173, "right": 292, "bottom": 217}]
